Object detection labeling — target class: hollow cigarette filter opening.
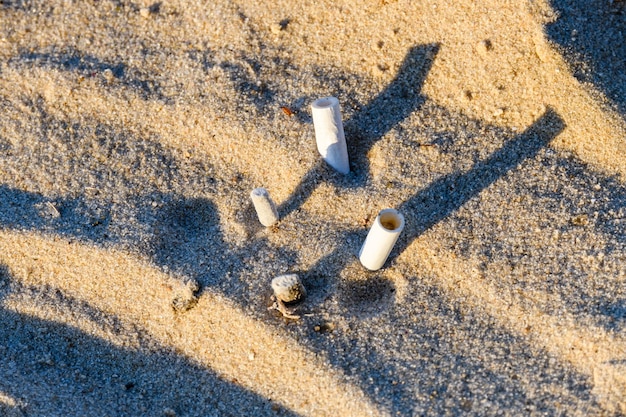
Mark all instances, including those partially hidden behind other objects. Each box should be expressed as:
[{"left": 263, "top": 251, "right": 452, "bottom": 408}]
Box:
[
  {"left": 250, "top": 187, "right": 279, "bottom": 227},
  {"left": 311, "top": 96, "right": 350, "bottom": 174},
  {"left": 379, "top": 210, "right": 404, "bottom": 231},
  {"left": 311, "top": 97, "right": 337, "bottom": 109},
  {"left": 359, "top": 209, "right": 405, "bottom": 271}
]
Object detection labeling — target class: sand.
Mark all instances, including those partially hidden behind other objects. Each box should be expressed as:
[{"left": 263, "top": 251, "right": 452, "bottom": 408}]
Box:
[{"left": 0, "top": 0, "right": 625, "bottom": 416}]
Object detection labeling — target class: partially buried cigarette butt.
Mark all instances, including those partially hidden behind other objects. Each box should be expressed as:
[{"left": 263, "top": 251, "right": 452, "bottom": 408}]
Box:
[
  {"left": 271, "top": 274, "right": 306, "bottom": 303},
  {"left": 250, "top": 187, "right": 279, "bottom": 227},
  {"left": 311, "top": 96, "right": 350, "bottom": 174},
  {"left": 359, "top": 209, "right": 405, "bottom": 271}
]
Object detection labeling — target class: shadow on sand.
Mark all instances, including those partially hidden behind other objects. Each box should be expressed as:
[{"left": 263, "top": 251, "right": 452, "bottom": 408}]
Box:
[
  {"left": 1, "top": 41, "right": 624, "bottom": 416},
  {"left": 0, "top": 266, "right": 297, "bottom": 417},
  {"left": 546, "top": 0, "right": 626, "bottom": 118}
]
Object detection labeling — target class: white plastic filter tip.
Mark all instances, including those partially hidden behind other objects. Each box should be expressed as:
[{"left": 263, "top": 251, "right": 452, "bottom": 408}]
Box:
[
  {"left": 271, "top": 274, "right": 306, "bottom": 303},
  {"left": 250, "top": 187, "right": 279, "bottom": 227},
  {"left": 359, "top": 209, "right": 405, "bottom": 271},
  {"left": 311, "top": 97, "right": 350, "bottom": 174}
]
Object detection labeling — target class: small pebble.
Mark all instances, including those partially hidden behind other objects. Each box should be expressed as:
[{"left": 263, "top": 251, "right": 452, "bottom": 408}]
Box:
[
  {"left": 140, "top": 7, "right": 151, "bottom": 18},
  {"left": 313, "top": 322, "right": 335, "bottom": 333},
  {"left": 269, "top": 23, "right": 282, "bottom": 34}
]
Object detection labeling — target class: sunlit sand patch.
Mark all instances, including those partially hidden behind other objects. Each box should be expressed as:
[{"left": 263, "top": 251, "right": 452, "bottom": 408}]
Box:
[
  {"left": 0, "top": 230, "right": 386, "bottom": 417},
  {"left": 402, "top": 237, "right": 626, "bottom": 413}
]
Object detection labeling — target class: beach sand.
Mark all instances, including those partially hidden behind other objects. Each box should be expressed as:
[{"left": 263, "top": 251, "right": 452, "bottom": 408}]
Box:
[{"left": 0, "top": 0, "right": 625, "bottom": 415}]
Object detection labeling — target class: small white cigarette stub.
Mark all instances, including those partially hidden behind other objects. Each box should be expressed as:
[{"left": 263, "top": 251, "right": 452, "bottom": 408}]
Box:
[
  {"left": 359, "top": 209, "right": 405, "bottom": 271},
  {"left": 250, "top": 187, "right": 279, "bottom": 227},
  {"left": 311, "top": 96, "right": 350, "bottom": 174},
  {"left": 271, "top": 274, "right": 306, "bottom": 303}
]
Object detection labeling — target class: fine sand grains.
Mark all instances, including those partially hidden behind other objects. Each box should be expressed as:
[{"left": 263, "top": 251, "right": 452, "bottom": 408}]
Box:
[{"left": 0, "top": 0, "right": 625, "bottom": 416}]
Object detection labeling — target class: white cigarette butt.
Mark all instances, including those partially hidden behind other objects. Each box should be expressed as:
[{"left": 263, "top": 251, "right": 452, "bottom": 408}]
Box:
[
  {"left": 311, "top": 97, "right": 350, "bottom": 174},
  {"left": 271, "top": 274, "right": 306, "bottom": 303},
  {"left": 250, "top": 187, "right": 279, "bottom": 227},
  {"left": 359, "top": 209, "right": 405, "bottom": 271}
]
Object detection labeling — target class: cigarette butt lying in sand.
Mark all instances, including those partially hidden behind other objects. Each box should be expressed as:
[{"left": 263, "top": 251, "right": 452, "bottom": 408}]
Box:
[
  {"left": 359, "top": 209, "right": 405, "bottom": 271},
  {"left": 271, "top": 274, "right": 306, "bottom": 303},
  {"left": 269, "top": 274, "right": 306, "bottom": 319},
  {"left": 250, "top": 187, "right": 279, "bottom": 227},
  {"left": 311, "top": 97, "right": 350, "bottom": 174}
]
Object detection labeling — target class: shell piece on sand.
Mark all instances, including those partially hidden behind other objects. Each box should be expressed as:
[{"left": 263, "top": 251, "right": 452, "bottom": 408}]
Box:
[
  {"left": 250, "top": 187, "right": 279, "bottom": 227},
  {"left": 311, "top": 97, "right": 350, "bottom": 174},
  {"left": 271, "top": 274, "right": 306, "bottom": 303}
]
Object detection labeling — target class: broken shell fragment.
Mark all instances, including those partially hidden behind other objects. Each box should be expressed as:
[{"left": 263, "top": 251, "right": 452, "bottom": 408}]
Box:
[{"left": 271, "top": 274, "right": 306, "bottom": 304}]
